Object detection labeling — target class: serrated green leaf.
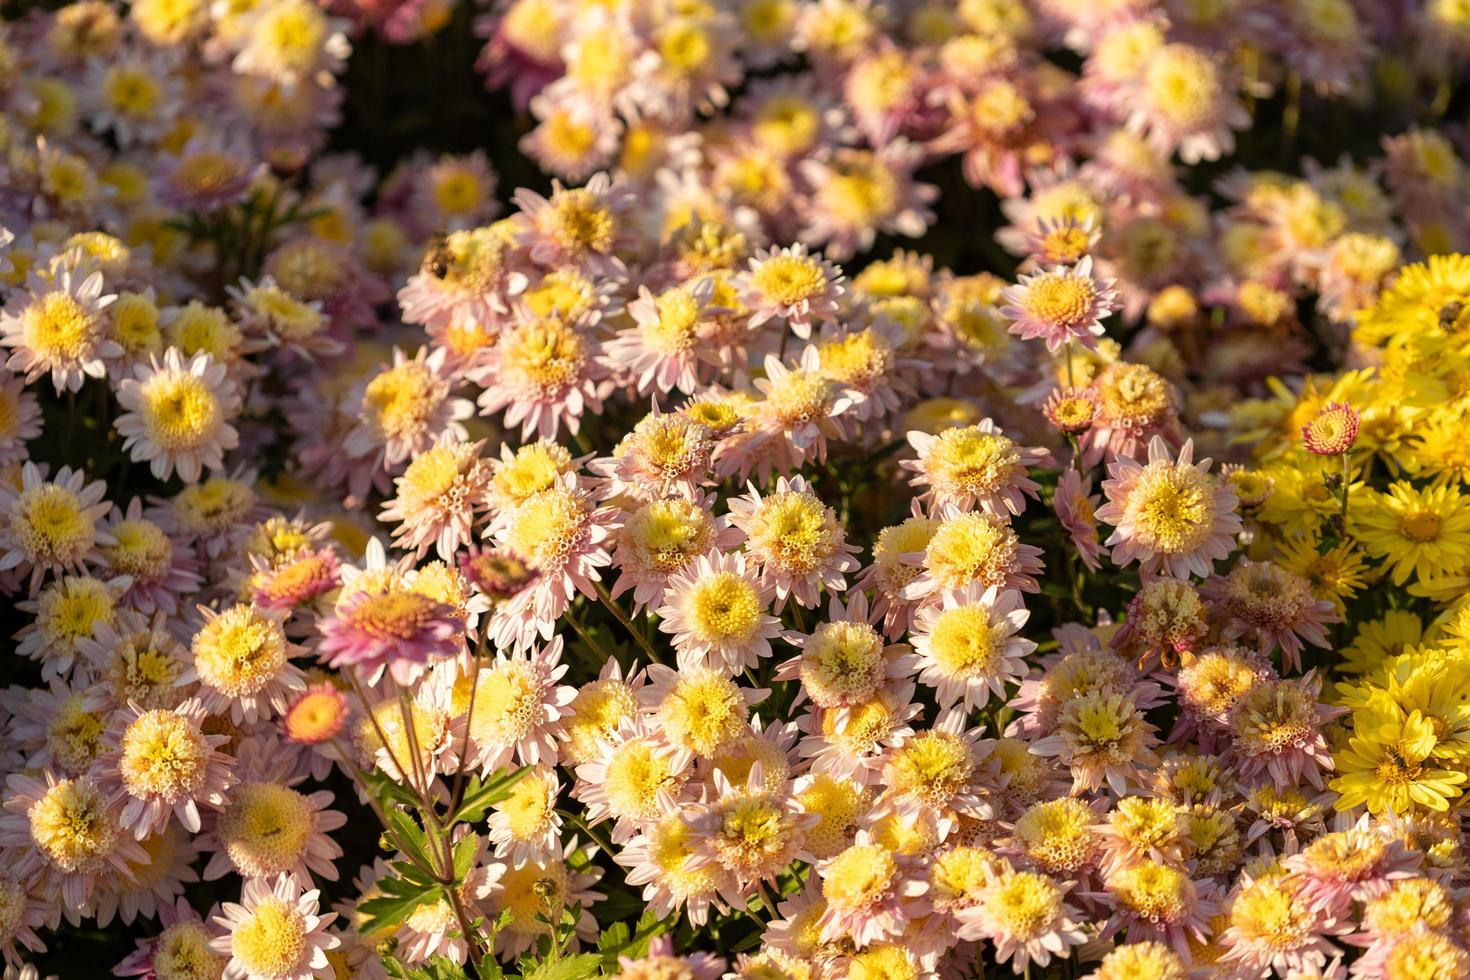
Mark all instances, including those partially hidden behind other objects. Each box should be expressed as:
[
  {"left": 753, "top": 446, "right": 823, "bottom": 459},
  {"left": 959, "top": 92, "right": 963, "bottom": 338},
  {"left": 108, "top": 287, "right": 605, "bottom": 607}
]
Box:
[
  {"left": 520, "top": 953, "right": 603, "bottom": 980},
  {"left": 406, "top": 955, "right": 473, "bottom": 980},
  {"left": 384, "top": 808, "right": 435, "bottom": 871},
  {"left": 450, "top": 767, "right": 529, "bottom": 825}
]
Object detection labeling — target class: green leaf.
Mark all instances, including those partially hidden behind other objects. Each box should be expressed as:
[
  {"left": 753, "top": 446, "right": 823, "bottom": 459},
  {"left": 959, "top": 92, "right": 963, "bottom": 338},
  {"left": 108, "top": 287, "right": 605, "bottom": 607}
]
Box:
[
  {"left": 597, "top": 909, "right": 668, "bottom": 970},
  {"left": 450, "top": 767, "right": 529, "bottom": 825},
  {"left": 355, "top": 874, "right": 442, "bottom": 934},
  {"left": 406, "top": 956, "right": 473, "bottom": 980},
  {"left": 359, "top": 767, "right": 423, "bottom": 809},
  {"left": 520, "top": 953, "right": 603, "bottom": 980},
  {"left": 384, "top": 808, "right": 435, "bottom": 871},
  {"left": 451, "top": 833, "right": 480, "bottom": 886}
]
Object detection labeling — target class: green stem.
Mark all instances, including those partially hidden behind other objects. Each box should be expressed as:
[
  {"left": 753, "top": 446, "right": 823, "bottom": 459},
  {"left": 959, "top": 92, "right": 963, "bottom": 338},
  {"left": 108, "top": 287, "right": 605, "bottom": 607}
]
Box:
[{"left": 595, "top": 581, "right": 664, "bottom": 664}]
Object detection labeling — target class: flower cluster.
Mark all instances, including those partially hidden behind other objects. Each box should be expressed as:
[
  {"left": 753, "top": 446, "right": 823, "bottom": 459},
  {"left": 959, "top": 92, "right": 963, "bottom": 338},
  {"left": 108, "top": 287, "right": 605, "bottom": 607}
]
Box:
[{"left": 6, "top": 1, "right": 1470, "bottom": 979}]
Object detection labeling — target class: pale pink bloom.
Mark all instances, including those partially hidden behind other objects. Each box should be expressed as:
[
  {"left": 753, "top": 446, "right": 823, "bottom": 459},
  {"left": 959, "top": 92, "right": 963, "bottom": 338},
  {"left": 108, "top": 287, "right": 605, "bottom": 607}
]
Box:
[
  {"left": 797, "top": 142, "right": 938, "bottom": 260},
  {"left": 604, "top": 276, "right": 719, "bottom": 396},
  {"left": 726, "top": 474, "right": 859, "bottom": 610},
  {"left": 1, "top": 264, "right": 117, "bottom": 393},
  {"left": 725, "top": 347, "right": 856, "bottom": 479},
  {"left": 573, "top": 715, "right": 695, "bottom": 842},
  {"left": 379, "top": 436, "right": 492, "bottom": 560},
  {"left": 114, "top": 897, "right": 215, "bottom": 978},
  {"left": 614, "top": 811, "right": 744, "bottom": 927},
  {"left": 210, "top": 874, "right": 340, "bottom": 980},
  {"left": 155, "top": 135, "right": 264, "bottom": 213},
  {"left": 486, "top": 766, "right": 564, "bottom": 867},
  {"left": 814, "top": 832, "right": 929, "bottom": 947},
  {"left": 199, "top": 773, "right": 346, "bottom": 883},
  {"left": 1054, "top": 470, "right": 1106, "bottom": 572},
  {"left": 1282, "top": 815, "right": 1421, "bottom": 916},
  {"left": 343, "top": 345, "right": 473, "bottom": 471},
  {"left": 113, "top": 348, "right": 241, "bottom": 483},
  {"left": 1095, "top": 437, "right": 1241, "bottom": 579},
  {"left": 903, "top": 420, "right": 1043, "bottom": 516},
  {"left": 1216, "top": 872, "right": 1345, "bottom": 978},
  {"left": 1203, "top": 560, "right": 1338, "bottom": 671},
  {"left": 1000, "top": 256, "right": 1119, "bottom": 353},
  {"left": 181, "top": 603, "right": 308, "bottom": 725},
  {"left": 589, "top": 410, "right": 714, "bottom": 502},
  {"left": 1226, "top": 672, "right": 1343, "bottom": 791},
  {"left": 657, "top": 550, "right": 782, "bottom": 674},
  {"left": 0, "top": 462, "right": 114, "bottom": 594},
  {"left": 899, "top": 504, "right": 1047, "bottom": 605},
  {"left": 956, "top": 861, "right": 1087, "bottom": 973},
  {"left": 773, "top": 591, "right": 906, "bottom": 710},
  {"left": 98, "top": 498, "right": 203, "bottom": 616},
  {"left": 683, "top": 764, "right": 817, "bottom": 890},
  {"left": 0, "top": 770, "right": 149, "bottom": 919},
  {"left": 0, "top": 373, "right": 41, "bottom": 465},
  {"left": 906, "top": 584, "right": 1035, "bottom": 712},
  {"left": 92, "top": 823, "right": 202, "bottom": 927},
  {"left": 465, "top": 637, "right": 578, "bottom": 773},
  {"left": 608, "top": 494, "right": 740, "bottom": 612},
  {"left": 735, "top": 243, "right": 845, "bottom": 336},
  {"left": 1031, "top": 690, "right": 1162, "bottom": 796},
  {"left": 472, "top": 314, "right": 612, "bottom": 440},
  {"left": 1124, "top": 43, "right": 1249, "bottom": 164},
  {"left": 98, "top": 698, "right": 235, "bottom": 838},
  {"left": 396, "top": 232, "right": 525, "bottom": 336},
  {"left": 1090, "top": 862, "right": 1221, "bottom": 963},
  {"left": 480, "top": 841, "right": 603, "bottom": 961},
  {"left": 795, "top": 680, "right": 923, "bottom": 786},
  {"left": 512, "top": 172, "right": 635, "bottom": 272}
]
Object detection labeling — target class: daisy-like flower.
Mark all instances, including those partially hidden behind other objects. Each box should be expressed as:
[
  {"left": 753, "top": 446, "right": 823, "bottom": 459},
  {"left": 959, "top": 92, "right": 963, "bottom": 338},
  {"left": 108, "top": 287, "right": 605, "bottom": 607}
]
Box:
[
  {"left": 229, "top": 277, "right": 340, "bottom": 361},
  {"left": 0, "top": 374, "right": 41, "bottom": 465},
  {"left": 464, "top": 637, "right": 576, "bottom": 772},
  {"left": 734, "top": 347, "right": 856, "bottom": 478},
  {"left": 907, "top": 584, "right": 1035, "bottom": 711},
  {"left": 184, "top": 603, "right": 307, "bottom": 724},
  {"left": 1227, "top": 673, "right": 1341, "bottom": 790},
  {"left": 0, "top": 265, "right": 118, "bottom": 393},
  {"left": 201, "top": 766, "right": 346, "bottom": 884},
  {"left": 775, "top": 592, "right": 903, "bottom": 709},
  {"left": 1095, "top": 436, "right": 1241, "bottom": 579},
  {"left": 0, "top": 770, "right": 148, "bottom": 916},
  {"left": 116, "top": 898, "right": 226, "bottom": 980},
  {"left": 1127, "top": 42, "right": 1249, "bottom": 163},
  {"left": 1032, "top": 690, "right": 1162, "bottom": 796},
  {"left": 210, "top": 873, "right": 339, "bottom": 980},
  {"left": 1353, "top": 481, "right": 1470, "bottom": 586},
  {"left": 487, "top": 765, "right": 563, "bottom": 866},
  {"left": 282, "top": 683, "right": 350, "bottom": 747},
  {"left": 481, "top": 843, "right": 602, "bottom": 961},
  {"left": 1000, "top": 257, "right": 1119, "bottom": 352},
  {"left": 657, "top": 550, "right": 781, "bottom": 674},
  {"left": 736, "top": 243, "right": 844, "bottom": 336},
  {"left": 726, "top": 475, "right": 859, "bottom": 610},
  {"left": 0, "top": 462, "right": 114, "bottom": 593},
  {"left": 379, "top": 436, "right": 490, "bottom": 560},
  {"left": 1204, "top": 561, "right": 1338, "bottom": 670},
  {"left": 77, "top": 611, "right": 189, "bottom": 710},
  {"left": 644, "top": 663, "right": 767, "bottom": 760},
  {"left": 98, "top": 500, "right": 201, "bottom": 616},
  {"left": 815, "top": 834, "right": 927, "bottom": 947},
  {"left": 155, "top": 136, "right": 263, "bottom": 213},
  {"left": 684, "top": 765, "right": 814, "bottom": 890},
  {"left": 590, "top": 411, "right": 713, "bottom": 502},
  {"left": 879, "top": 711, "right": 995, "bottom": 832},
  {"left": 573, "top": 715, "right": 693, "bottom": 840},
  {"left": 1055, "top": 470, "right": 1106, "bottom": 573},
  {"left": 1113, "top": 578, "right": 1209, "bottom": 670},
  {"left": 957, "top": 860, "right": 1086, "bottom": 973},
  {"left": 606, "top": 278, "right": 718, "bottom": 396},
  {"left": 472, "top": 314, "right": 610, "bottom": 440},
  {"left": 1283, "top": 818, "right": 1420, "bottom": 916},
  {"left": 512, "top": 173, "right": 633, "bottom": 271},
  {"left": 1095, "top": 859, "right": 1219, "bottom": 961},
  {"left": 615, "top": 810, "right": 742, "bottom": 928},
  {"left": 902, "top": 505, "right": 1046, "bottom": 603},
  {"left": 344, "top": 346, "right": 473, "bottom": 471},
  {"left": 100, "top": 698, "right": 234, "bottom": 838},
  {"left": 610, "top": 495, "right": 738, "bottom": 611},
  {"left": 490, "top": 474, "right": 615, "bottom": 645},
  {"left": 1217, "top": 871, "right": 1343, "bottom": 977},
  {"left": 317, "top": 585, "right": 464, "bottom": 686},
  {"left": 903, "top": 420, "right": 1043, "bottom": 516},
  {"left": 15, "top": 573, "right": 125, "bottom": 681}
]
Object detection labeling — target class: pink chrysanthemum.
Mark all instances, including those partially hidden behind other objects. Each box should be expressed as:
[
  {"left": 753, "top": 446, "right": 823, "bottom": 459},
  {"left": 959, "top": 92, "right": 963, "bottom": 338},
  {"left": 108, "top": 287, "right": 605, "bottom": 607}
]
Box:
[
  {"left": 0, "top": 462, "right": 114, "bottom": 594},
  {"left": 318, "top": 585, "right": 465, "bottom": 686},
  {"left": 0, "top": 265, "right": 118, "bottom": 393},
  {"left": 657, "top": 550, "right": 782, "bottom": 674},
  {"left": 99, "top": 698, "right": 235, "bottom": 838},
  {"left": 903, "top": 420, "right": 1043, "bottom": 516},
  {"left": 907, "top": 584, "right": 1035, "bottom": 712},
  {"left": 472, "top": 314, "right": 611, "bottom": 440},
  {"left": 726, "top": 475, "right": 859, "bottom": 610},
  {"left": 210, "top": 874, "right": 339, "bottom": 980},
  {"left": 1000, "top": 256, "right": 1119, "bottom": 352},
  {"left": 1095, "top": 436, "right": 1241, "bottom": 579}
]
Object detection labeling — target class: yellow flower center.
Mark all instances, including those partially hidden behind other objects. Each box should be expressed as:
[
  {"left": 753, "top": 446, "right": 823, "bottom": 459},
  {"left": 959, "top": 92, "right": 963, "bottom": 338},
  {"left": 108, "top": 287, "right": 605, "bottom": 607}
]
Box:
[
  {"left": 660, "top": 670, "right": 747, "bottom": 756},
  {"left": 502, "top": 318, "right": 585, "bottom": 392},
  {"left": 283, "top": 688, "right": 346, "bottom": 744},
  {"left": 1145, "top": 45, "right": 1220, "bottom": 128},
  {"left": 218, "top": 782, "right": 312, "bottom": 878},
  {"left": 625, "top": 499, "right": 712, "bottom": 572},
  {"left": 138, "top": 370, "right": 221, "bottom": 449},
  {"left": 746, "top": 491, "right": 838, "bottom": 575},
  {"left": 29, "top": 778, "right": 118, "bottom": 872},
  {"left": 153, "top": 921, "right": 226, "bottom": 980},
  {"left": 605, "top": 739, "right": 676, "bottom": 822},
  {"left": 824, "top": 844, "right": 897, "bottom": 910},
  {"left": 120, "top": 709, "right": 210, "bottom": 798},
  {"left": 688, "top": 572, "right": 761, "bottom": 642},
  {"left": 549, "top": 190, "right": 615, "bottom": 254},
  {"left": 887, "top": 731, "right": 972, "bottom": 804},
  {"left": 801, "top": 621, "right": 884, "bottom": 703},
  {"left": 563, "top": 679, "right": 637, "bottom": 765},
  {"left": 927, "top": 604, "right": 1002, "bottom": 676},
  {"left": 499, "top": 774, "right": 552, "bottom": 840},
  {"left": 988, "top": 871, "right": 1063, "bottom": 937},
  {"left": 926, "top": 512, "right": 1020, "bottom": 590},
  {"left": 1021, "top": 273, "right": 1097, "bottom": 328},
  {"left": 172, "top": 152, "right": 245, "bottom": 195},
  {"left": 47, "top": 695, "right": 106, "bottom": 774},
  {"left": 26, "top": 291, "right": 96, "bottom": 358},
  {"left": 193, "top": 605, "right": 288, "bottom": 698},
  {"left": 363, "top": 363, "right": 436, "bottom": 441},
  {"left": 13, "top": 484, "right": 91, "bottom": 564},
  {"left": 1400, "top": 510, "right": 1442, "bottom": 543},
  {"left": 1112, "top": 861, "right": 1190, "bottom": 921},
  {"left": 471, "top": 660, "right": 541, "bottom": 744},
  {"left": 751, "top": 254, "right": 827, "bottom": 307},
  {"left": 1128, "top": 462, "right": 1214, "bottom": 555},
  {"left": 231, "top": 898, "right": 307, "bottom": 979},
  {"left": 506, "top": 487, "right": 584, "bottom": 569}
]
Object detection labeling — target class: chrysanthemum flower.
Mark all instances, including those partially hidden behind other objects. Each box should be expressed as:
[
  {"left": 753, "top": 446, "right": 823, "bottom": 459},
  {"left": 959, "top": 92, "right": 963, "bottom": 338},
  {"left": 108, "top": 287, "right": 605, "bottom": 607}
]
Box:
[
  {"left": 184, "top": 603, "right": 306, "bottom": 724},
  {"left": 210, "top": 873, "right": 339, "bottom": 980},
  {"left": 0, "top": 374, "right": 41, "bottom": 466},
  {"left": 610, "top": 495, "right": 737, "bottom": 611},
  {"left": 901, "top": 505, "right": 1046, "bottom": 603},
  {"left": 657, "top": 550, "right": 781, "bottom": 674},
  {"left": 684, "top": 765, "right": 814, "bottom": 889},
  {"left": 379, "top": 436, "right": 490, "bottom": 560},
  {"left": 1127, "top": 43, "right": 1248, "bottom": 163},
  {"left": 464, "top": 637, "right": 576, "bottom": 772},
  {"left": 229, "top": 277, "right": 340, "bottom": 361},
  {"left": 0, "top": 265, "right": 118, "bottom": 393},
  {"left": 15, "top": 572, "right": 124, "bottom": 681},
  {"left": 1096, "top": 436, "right": 1241, "bottom": 579},
  {"left": 736, "top": 243, "right": 844, "bottom": 336},
  {"left": 0, "top": 462, "right": 114, "bottom": 593},
  {"left": 512, "top": 173, "right": 633, "bottom": 271},
  {"left": 726, "top": 475, "right": 859, "bottom": 610},
  {"left": 590, "top": 411, "right": 713, "bottom": 502},
  {"left": 345, "top": 346, "right": 472, "bottom": 471},
  {"left": 155, "top": 136, "right": 262, "bottom": 213},
  {"left": 99, "top": 500, "right": 201, "bottom": 616},
  {"left": 101, "top": 698, "right": 234, "bottom": 838},
  {"left": 1095, "top": 859, "right": 1218, "bottom": 961},
  {"left": 1032, "top": 690, "right": 1161, "bottom": 796},
  {"left": 814, "top": 834, "right": 927, "bottom": 947},
  {"left": 201, "top": 775, "right": 345, "bottom": 883},
  {"left": 0, "top": 770, "right": 148, "bottom": 916},
  {"left": 481, "top": 843, "right": 602, "bottom": 960},
  {"left": 282, "top": 683, "right": 349, "bottom": 747},
  {"left": 775, "top": 592, "right": 902, "bottom": 709},
  {"left": 1302, "top": 400, "right": 1360, "bottom": 455},
  {"left": 880, "top": 711, "right": 995, "bottom": 831},
  {"left": 1007, "top": 798, "right": 1106, "bottom": 879},
  {"left": 908, "top": 584, "right": 1034, "bottom": 711},
  {"left": 573, "top": 715, "right": 692, "bottom": 841},
  {"left": 615, "top": 810, "right": 742, "bottom": 928},
  {"left": 473, "top": 313, "right": 611, "bottom": 441},
  {"left": 645, "top": 663, "right": 766, "bottom": 761},
  {"left": 606, "top": 278, "right": 718, "bottom": 396},
  {"left": 1001, "top": 257, "right": 1119, "bottom": 352},
  {"left": 957, "top": 861, "right": 1085, "bottom": 972},
  {"left": 1353, "top": 481, "right": 1470, "bottom": 586},
  {"left": 1330, "top": 705, "right": 1467, "bottom": 814},
  {"left": 1227, "top": 673, "right": 1342, "bottom": 790},
  {"left": 1217, "top": 871, "right": 1343, "bottom": 977},
  {"left": 903, "top": 420, "right": 1042, "bottom": 516},
  {"left": 318, "top": 584, "right": 465, "bottom": 686},
  {"left": 858, "top": 515, "right": 938, "bottom": 638},
  {"left": 1204, "top": 561, "right": 1338, "bottom": 669},
  {"left": 485, "top": 765, "right": 563, "bottom": 867},
  {"left": 1082, "top": 361, "right": 1181, "bottom": 467},
  {"left": 77, "top": 610, "right": 188, "bottom": 710},
  {"left": 1112, "top": 578, "right": 1208, "bottom": 670},
  {"left": 1054, "top": 470, "right": 1106, "bottom": 573}
]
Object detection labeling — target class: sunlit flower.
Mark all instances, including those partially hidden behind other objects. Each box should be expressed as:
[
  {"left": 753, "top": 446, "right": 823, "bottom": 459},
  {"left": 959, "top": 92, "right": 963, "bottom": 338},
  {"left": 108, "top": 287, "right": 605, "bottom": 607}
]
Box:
[
  {"left": 210, "top": 873, "right": 339, "bottom": 980},
  {"left": 0, "top": 462, "right": 114, "bottom": 593}
]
